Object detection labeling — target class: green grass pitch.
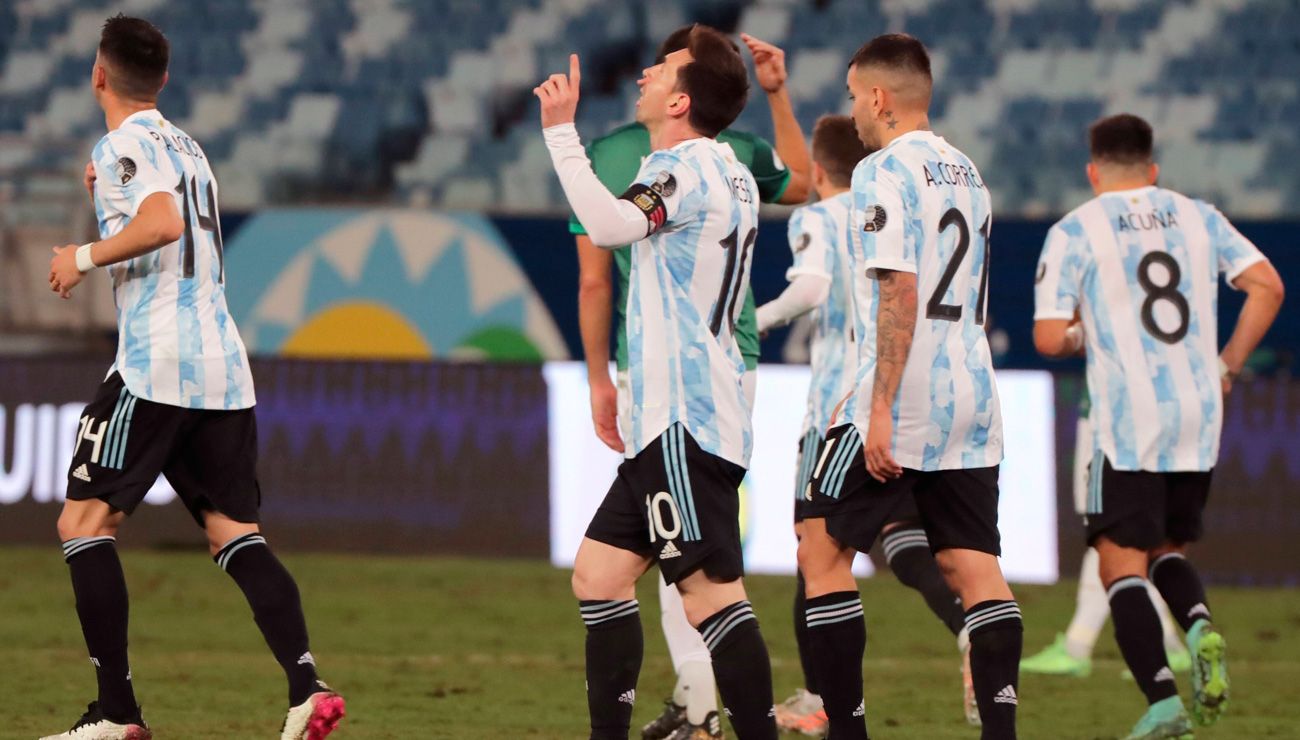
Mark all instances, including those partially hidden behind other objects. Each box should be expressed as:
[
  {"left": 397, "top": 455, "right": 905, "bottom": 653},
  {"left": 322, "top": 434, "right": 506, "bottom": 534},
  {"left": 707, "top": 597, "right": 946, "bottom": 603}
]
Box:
[{"left": 1, "top": 546, "right": 1296, "bottom": 738}]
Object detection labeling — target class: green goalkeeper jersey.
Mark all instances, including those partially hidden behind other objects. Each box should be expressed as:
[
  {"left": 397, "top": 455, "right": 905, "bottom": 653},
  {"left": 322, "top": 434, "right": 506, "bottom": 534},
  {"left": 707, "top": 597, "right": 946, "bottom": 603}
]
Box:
[{"left": 569, "top": 122, "right": 793, "bottom": 371}]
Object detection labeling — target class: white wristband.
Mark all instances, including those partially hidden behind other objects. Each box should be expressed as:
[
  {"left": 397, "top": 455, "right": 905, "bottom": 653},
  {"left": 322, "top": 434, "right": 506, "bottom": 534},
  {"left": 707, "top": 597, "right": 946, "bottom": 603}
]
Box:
[
  {"left": 1219, "top": 357, "right": 1231, "bottom": 378},
  {"left": 75, "top": 243, "right": 97, "bottom": 273}
]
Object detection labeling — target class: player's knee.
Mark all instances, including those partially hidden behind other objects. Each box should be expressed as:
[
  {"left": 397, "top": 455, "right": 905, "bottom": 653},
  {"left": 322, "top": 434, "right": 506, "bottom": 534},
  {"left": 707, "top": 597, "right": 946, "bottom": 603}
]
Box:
[
  {"left": 794, "top": 536, "right": 826, "bottom": 578},
  {"left": 935, "top": 548, "right": 1011, "bottom": 603},
  {"left": 56, "top": 502, "right": 119, "bottom": 541},
  {"left": 570, "top": 562, "right": 632, "bottom": 602},
  {"left": 933, "top": 547, "right": 960, "bottom": 582}
]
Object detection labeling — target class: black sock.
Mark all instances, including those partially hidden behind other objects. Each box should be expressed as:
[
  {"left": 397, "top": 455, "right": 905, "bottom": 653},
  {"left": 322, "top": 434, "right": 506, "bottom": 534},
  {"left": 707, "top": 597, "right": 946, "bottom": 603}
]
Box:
[
  {"left": 793, "top": 570, "right": 820, "bottom": 696},
  {"left": 1149, "top": 553, "right": 1212, "bottom": 632},
  {"left": 215, "top": 534, "right": 319, "bottom": 706},
  {"left": 804, "top": 591, "right": 868, "bottom": 740},
  {"left": 698, "top": 600, "right": 776, "bottom": 740},
  {"left": 1108, "top": 577, "right": 1178, "bottom": 705},
  {"left": 579, "top": 599, "right": 642, "bottom": 740},
  {"left": 63, "top": 536, "right": 138, "bottom": 723},
  {"left": 965, "top": 600, "right": 1023, "bottom": 740},
  {"left": 882, "top": 528, "right": 966, "bottom": 636}
]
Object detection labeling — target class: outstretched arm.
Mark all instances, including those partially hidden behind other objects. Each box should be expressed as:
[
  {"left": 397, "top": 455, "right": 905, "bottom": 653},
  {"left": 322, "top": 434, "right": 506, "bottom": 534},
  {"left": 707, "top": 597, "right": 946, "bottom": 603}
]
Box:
[{"left": 756, "top": 273, "right": 831, "bottom": 333}]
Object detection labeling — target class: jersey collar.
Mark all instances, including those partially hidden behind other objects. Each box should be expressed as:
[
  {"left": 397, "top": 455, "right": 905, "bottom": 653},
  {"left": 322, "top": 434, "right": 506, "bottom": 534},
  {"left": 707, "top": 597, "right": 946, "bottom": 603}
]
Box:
[
  {"left": 117, "top": 108, "right": 164, "bottom": 130},
  {"left": 882, "top": 129, "right": 940, "bottom": 151},
  {"left": 1100, "top": 185, "right": 1157, "bottom": 196}
]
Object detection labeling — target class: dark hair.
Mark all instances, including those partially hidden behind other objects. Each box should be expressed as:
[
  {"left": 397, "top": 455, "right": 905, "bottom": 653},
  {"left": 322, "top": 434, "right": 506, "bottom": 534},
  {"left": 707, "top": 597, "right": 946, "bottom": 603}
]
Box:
[
  {"left": 656, "top": 24, "right": 740, "bottom": 64},
  {"left": 674, "top": 25, "right": 748, "bottom": 138},
  {"left": 656, "top": 26, "right": 694, "bottom": 64},
  {"left": 99, "top": 14, "right": 169, "bottom": 100},
  {"left": 849, "top": 33, "right": 932, "bottom": 81},
  {"left": 1089, "top": 114, "right": 1154, "bottom": 166},
  {"left": 812, "top": 115, "right": 870, "bottom": 187}
]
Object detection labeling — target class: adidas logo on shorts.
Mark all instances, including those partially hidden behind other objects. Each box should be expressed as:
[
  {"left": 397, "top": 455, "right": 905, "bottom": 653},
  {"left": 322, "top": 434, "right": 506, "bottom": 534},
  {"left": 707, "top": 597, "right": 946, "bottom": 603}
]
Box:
[
  {"left": 853, "top": 700, "right": 865, "bottom": 717},
  {"left": 618, "top": 690, "right": 636, "bottom": 705},
  {"left": 994, "top": 685, "right": 1018, "bottom": 705},
  {"left": 72, "top": 464, "right": 91, "bottom": 482},
  {"left": 1154, "top": 667, "right": 1175, "bottom": 683},
  {"left": 659, "top": 541, "right": 682, "bottom": 559}
]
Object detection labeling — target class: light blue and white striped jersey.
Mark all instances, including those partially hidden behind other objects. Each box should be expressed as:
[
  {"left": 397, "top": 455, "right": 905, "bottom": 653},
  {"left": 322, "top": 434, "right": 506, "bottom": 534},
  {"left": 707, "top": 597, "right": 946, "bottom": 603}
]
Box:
[
  {"left": 786, "top": 193, "right": 857, "bottom": 436},
  {"left": 837, "top": 131, "right": 1003, "bottom": 470},
  {"left": 1035, "top": 186, "right": 1267, "bottom": 471},
  {"left": 91, "top": 109, "right": 254, "bottom": 410},
  {"left": 623, "top": 138, "right": 760, "bottom": 467}
]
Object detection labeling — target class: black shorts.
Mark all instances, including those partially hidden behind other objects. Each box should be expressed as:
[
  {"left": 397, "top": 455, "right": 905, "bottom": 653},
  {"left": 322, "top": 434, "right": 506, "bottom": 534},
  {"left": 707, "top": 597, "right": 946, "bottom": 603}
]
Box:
[
  {"left": 1084, "top": 454, "right": 1213, "bottom": 550},
  {"left": 65, "top": 373, "right": 262, "bottom": 526},
  {"left": 792, "top": 428, "right": 822, "bottom": 524},
  {"left": 802, "top": 424, "right": 1001, "bottom": 556},
  {"left": 585, "top": 423, "right": 747, "bottom": 585}
]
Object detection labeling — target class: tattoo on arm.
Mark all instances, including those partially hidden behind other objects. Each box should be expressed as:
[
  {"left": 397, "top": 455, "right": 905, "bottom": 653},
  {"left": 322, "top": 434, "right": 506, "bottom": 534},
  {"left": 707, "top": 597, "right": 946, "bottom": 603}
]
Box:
[{"left": 872, "top": 269, "right": 918, "bottom": 413}]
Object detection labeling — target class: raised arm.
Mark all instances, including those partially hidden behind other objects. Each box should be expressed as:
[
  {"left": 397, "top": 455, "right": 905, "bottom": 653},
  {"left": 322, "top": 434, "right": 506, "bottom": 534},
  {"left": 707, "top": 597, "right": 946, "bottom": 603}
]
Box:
[
  {"left": 538, "top": 55, "right": 654, "bottom": 248},
  {"left": 741, "top": 33, "right": 811, "bottom": 204}
]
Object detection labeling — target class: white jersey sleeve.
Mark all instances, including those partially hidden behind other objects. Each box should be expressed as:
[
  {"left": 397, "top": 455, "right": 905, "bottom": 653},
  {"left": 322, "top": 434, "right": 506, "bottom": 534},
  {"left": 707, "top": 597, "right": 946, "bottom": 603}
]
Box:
[
  {"left": 787, "top": 206, "right": 833, "bottom": 280},
  {"left": 92, "top": 131, "right": 175, "bottom": 219},
  {"left": 1033, "top": 222, "right": 1084, "bottom": 320},
  {"left": 625, "top": 149, "right": 706, "bottom": 237},
  {"left": 855, "top": 168, "right": 913, "bottom": 277},
  {"left": 1200, "top": 203, "right": 1267, "bottom": 284}
]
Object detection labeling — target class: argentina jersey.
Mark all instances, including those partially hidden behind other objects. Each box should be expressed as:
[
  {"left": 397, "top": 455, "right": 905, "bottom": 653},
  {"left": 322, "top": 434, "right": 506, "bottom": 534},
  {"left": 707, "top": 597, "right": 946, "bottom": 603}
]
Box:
[
  {"left": 838, "top": 131, "right": 1003, "bottom": 470},
  {"left": 91, "top": 109, "right": 254, "bottom": 410},
  {"left": 786, "top": 193, "right": 857, "bottom": 436},
  {"left": 623, "top": 138, "right": 760, "bottom": 468},
  {"left": 1034, "top": 186, "right": 1267, "bottom": 471}
]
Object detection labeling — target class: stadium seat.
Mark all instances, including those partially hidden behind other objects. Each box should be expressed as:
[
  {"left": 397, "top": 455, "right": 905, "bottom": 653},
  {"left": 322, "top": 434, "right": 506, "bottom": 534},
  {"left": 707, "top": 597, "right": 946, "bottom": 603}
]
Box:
[{"left": 3, "top": 0, "right": 1299, "bottom": 215}]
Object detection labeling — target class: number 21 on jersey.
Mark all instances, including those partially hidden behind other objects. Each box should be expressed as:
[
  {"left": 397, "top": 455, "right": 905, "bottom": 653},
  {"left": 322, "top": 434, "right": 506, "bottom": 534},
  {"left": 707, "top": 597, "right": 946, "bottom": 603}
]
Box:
[{"left": 927, "top": 208, "right": 991, "bottom": 325}]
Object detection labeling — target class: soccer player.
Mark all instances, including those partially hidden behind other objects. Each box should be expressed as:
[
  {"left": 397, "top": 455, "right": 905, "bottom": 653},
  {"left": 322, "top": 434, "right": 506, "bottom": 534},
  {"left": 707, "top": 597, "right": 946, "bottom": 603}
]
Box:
[
  {"left": 797, "top": 34, "right": 1023, "bottom": 740},
  {"left": 43, "top": 15, "right": 344, "bottom": 740},
  {"left": 755, "top": 114, "right": 977, "bottom": 732},
  {"left": 536, "top": 26, "right": 777, "bottom": 740},
  {"left": 1034, "top": 113, "right": 1284, "bottom": 739},
  {"left": 1020, "top": 391, "right": 1191, "bottom": 680},
  {"left": 570, "top": 27, "right": 810, "bottom": 740}
]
